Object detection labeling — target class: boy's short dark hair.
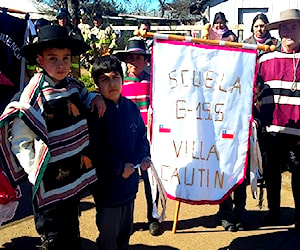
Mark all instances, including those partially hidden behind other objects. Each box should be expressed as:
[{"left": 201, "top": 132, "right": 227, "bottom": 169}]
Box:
[
  {"left": 138, "top": 20, "right": 151, "bottom": 30},
  {"left": 91, "top": 56, "right": 124, "bottom": 84}
]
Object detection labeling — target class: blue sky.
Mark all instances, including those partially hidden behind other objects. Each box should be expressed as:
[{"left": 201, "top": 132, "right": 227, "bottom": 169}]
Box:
[
  {"left": 113, "top": 0, "right": 165, "bottom": 12},
  {"left": 43, "top": 0, "right": 166, "bottom": 13}
]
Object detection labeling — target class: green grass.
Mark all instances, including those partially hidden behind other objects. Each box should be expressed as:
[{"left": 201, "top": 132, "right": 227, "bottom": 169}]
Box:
[{"left": 80, "top": 74, "right": 97, "bottom": 92}]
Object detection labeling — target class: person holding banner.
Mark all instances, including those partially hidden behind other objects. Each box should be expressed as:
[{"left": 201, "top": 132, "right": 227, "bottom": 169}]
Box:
[
  {"left": 208, "top": 12, "right": 237, "bottom": 42},
  {"left": 257, "top": 9, "right": 300, "bottom": 231},
  {"left": 217, "top": 180, "right": 247, "bottom": 231},
  {"left": 207, "top": 12, "right": 247, "bottom": 232},
  {"left": 115, "top": 38, "right": 161, "bottom": 236},
  {"left": 89, "top": 55, "right": 151, "bottom": 249},
  {"left": 0, "top": 25, "right": 105, "bottom": 249},
  {"left": 243, "top": 13, "right": 280, "bottom": 57}
]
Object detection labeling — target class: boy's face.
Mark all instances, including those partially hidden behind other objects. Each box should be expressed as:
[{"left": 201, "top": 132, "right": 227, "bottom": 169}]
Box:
[
  {"left": 37, "top": 48, "right": 71, "bottom": 82},
  {"left": 93, "top": 18, "right": 103, "bottom": 28},
  {"left": 97, "top": 71, "right": 122, "bottom": 104},
  {"left": 58, "top": 17, "right": 68, "bottom": 27},
  {"left": 125, "top": 54, "right": 147, "bottom": 77},
  {"left": 139, "top": 23, "right": 150, "bottom": 32}
]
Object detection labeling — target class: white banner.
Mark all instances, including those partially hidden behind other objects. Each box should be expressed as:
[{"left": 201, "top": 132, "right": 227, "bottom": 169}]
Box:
[{"left": 151, "top": 40, "right": 257, "bottom": 204}]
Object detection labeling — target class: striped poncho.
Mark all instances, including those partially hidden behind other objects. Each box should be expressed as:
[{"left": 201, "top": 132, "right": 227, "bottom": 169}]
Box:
[
  {"left": 121, "top": 71, "right": 150, "bottom": 125},
  {"left": 0, "top": 73, "right": 97, "bottom": 209},
  {"left": 258, "top": 50, "right": 300, "bottom": 136}
]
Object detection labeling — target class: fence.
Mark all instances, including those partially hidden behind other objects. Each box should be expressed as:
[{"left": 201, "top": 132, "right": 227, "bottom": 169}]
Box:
[{"left": 111, "top": 24, "right": 247, "bottom": 49}]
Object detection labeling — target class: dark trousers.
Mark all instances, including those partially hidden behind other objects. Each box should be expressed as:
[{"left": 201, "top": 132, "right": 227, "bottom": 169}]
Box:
[
  {"left": 140, "top": 168, "right": 158, "bottom": 223},
  {"left": 218, "top": 179, "right": 247, "bottom": 223},
  {"left": 261, "top": 133, "right": 300, "bottom": 223},
  {"left": 34, "top": 197, "right": 81, "bottom": 250},
  {"left": 94, "top": 202, "right": 134, "bottom": 250}
]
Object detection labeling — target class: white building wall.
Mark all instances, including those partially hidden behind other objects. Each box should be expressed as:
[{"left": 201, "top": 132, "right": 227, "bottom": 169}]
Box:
[{"left": 208, "top": 0, "right": 300, "bottom": 40}]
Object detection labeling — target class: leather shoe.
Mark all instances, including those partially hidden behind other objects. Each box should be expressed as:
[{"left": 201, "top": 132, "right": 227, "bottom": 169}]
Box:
[
  {"left": 262, "top": 210, "right": 280, "bottom": 226},
  {"left": 235, "top": 222, "right": 245, "bottom": 231},
  {"left": 149, "top": 221, "right": 160, "bottom": 236},
  {"left": 221, "top": 220, "right": 236, "bottom": 232}
]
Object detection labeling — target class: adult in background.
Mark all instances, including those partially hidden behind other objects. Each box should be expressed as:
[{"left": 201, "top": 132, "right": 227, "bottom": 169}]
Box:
[
  {"left": 208, "top": 12, "right": 237, "bottom": 42},
  {"left": 133, "top": 20, "right": 153, "bottom": 74},
  {"left": 243, "top": 13, "right": 280, "bottom": 218},
  {"left": 243, "top": 13, "right": 280, "bottom": 57},
  {"left": 56, "top": 8, "right": 84, "bottom": 79},
  {"left": 134, "top": 20, "right": 153, "bottom": 53},
  {"left": 209, "top": 12, "right": 245, "bottom": 232},
  {"left": 77, "top": 11, "right": 92, "bottom": 70},
  {"left": 89, "top": 13, "right": 117, "bottom": 58},
  {"left": 256, "top": 9, "right": 300, "bottom": 232},
  {"left": 34, "top": 18, "right": 50, "bottom": 35},
  {"left": 78, "top": 11, "right": 91, "bottom": 43}
]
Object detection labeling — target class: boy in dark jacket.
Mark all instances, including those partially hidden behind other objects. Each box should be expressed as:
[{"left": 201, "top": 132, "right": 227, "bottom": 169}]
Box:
[{"left": 89, "top": 55, "right": 151, "bottom": 250}]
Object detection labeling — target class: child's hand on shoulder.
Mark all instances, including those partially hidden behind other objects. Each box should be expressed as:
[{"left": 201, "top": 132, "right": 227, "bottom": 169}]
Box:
[
  {"left": 140, "top": 156, "right": 152, "bottom": 171},
  {"left": 91, "top": 94, "right": 106, "bottom": 117},
  {"left": 122, "top": 163, "right": 135, "bottom": 179}
]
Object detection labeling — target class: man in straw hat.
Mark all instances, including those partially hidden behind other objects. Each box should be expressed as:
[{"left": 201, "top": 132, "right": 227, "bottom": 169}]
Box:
[
  {"left": 0, "top": 25, "right": 105, "bottom": 249},
  {"left": 256, "top": 9, "right": 300, "bottom": 231},
  {"left": 115, "top": 37, "right": 161, "bottom": 236}
]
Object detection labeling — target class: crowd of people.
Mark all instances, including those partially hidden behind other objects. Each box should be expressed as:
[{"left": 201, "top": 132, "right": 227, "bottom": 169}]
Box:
[{"left": 0, "top": 6, "right": 300, "bottom": 250}]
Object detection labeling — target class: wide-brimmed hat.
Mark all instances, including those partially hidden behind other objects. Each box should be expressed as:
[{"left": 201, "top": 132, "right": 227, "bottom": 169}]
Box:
[
  {"left": 20, "top": 25, "right": 90, "bottom": 61},
  {"left": 114, "top": 38, "right": 150, "bottom": 62},
  {"left": 267, "top": 9, "right": 300, "bottom": 30},
  {"left": 55, "top": 8, "right": 69, "bottom": 19}
]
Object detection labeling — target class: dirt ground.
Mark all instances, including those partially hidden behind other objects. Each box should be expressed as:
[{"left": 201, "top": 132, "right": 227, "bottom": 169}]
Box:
[{"left": 0, "top": 172, "right": 299, "bottom": 250}]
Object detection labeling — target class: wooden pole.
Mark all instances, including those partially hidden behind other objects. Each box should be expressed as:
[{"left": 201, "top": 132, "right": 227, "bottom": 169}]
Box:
[
  {"left": 0, "top": 7, "right": 27, "bottom": 14},
  {"left": 172, "top": 201, "right": 181, "bottom": 234},
  {"left": 136, "top": 30, "right": 277, "bottom": 52}
]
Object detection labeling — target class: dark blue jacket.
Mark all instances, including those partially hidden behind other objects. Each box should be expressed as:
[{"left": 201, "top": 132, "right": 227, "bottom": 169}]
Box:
[{"left": 88, "top": 95, "right": 150, "bottom": 207}]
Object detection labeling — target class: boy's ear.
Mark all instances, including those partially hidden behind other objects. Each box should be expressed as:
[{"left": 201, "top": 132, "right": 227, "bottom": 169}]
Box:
[
  {"left": 37, "top": 54, "right": 44, "bottom": 68},
  {"left": 144, "top": 55, "right": 149, "bottom": 63},
  {"left": 93, "top": 80, "right": 100, "bottom": 90},
  {"left": 143, "top": 58, "right": 148, "bottom": 67}
]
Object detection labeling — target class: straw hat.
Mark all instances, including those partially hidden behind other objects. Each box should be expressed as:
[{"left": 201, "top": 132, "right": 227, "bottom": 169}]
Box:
[
  {"left": 114, "top": 38, "right": 150, "bottom": 62},
  {"left": 20, "top": 25, "right": 90, "bottom": 61},
  {"left": 267, "top": 9, "right": 300, "bottom": 30}
]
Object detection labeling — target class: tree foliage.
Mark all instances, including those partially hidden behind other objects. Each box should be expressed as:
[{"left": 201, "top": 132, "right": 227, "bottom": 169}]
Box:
[
  {"left": 40, "top": 0, "right": 202, "bottom": 22},
  {"left": 113, "top": 0, "right": 157, "bottom": 14},
  {"left": 164, "top": 0, "right": 195, "bottom": 19},
  {"left": 41, "top": 0, "right": 122, "bottom": 17}
]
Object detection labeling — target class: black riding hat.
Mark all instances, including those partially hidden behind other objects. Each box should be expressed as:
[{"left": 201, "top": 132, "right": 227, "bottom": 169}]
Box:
[
  {"left": 114, "top": 38, "right": 150, "bottom": 62},
  {"left": 21, "top": 25, "right": 90, "bottom": 61}
]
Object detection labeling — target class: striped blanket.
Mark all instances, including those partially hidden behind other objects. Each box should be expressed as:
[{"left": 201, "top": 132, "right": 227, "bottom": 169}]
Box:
[{"left": 0, "top": 73, "right": 97, "bottom": 209}]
